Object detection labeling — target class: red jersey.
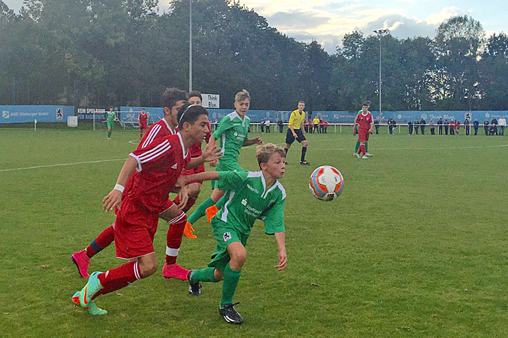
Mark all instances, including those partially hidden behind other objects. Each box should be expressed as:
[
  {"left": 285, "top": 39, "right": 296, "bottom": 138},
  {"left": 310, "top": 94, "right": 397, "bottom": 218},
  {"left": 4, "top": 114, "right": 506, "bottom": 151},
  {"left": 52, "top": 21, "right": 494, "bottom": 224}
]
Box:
[
  {"left": 138, "top": 118, "right": 175, "bottom": 150},
  {"left": 455, "top": 121, "right": 460, "bottom": 130},
  {"left": 450, "top": 121, "right": 455, "bottom": 129},
  {"left": 125, "top": 133, "right": 190, "bottom": 213},
  {"left": 355, "top": 112, "right": 373, "bottom": 133},
  {"left": 139, "top": 112, "right": 148, "bottom": 128}
]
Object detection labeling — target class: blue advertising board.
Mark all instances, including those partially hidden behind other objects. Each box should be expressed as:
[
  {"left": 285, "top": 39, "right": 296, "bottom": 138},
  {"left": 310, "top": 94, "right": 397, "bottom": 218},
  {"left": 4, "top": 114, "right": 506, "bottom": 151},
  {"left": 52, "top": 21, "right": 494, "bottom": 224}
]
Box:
[{"left": 0, "top": 105, "right": 74, "bottom": 124}]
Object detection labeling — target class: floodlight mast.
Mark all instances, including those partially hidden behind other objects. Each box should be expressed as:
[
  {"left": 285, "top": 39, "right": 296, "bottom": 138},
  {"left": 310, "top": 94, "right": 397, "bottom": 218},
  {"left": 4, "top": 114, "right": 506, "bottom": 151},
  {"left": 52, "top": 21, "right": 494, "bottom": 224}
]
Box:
[{"left": 374, "top": 29, "right": 389, "bottom": 120}]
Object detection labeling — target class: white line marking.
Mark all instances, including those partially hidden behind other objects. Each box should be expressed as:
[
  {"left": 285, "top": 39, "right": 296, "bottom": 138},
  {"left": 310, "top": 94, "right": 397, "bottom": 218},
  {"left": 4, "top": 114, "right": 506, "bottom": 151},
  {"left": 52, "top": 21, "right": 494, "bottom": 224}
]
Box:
[{"left": 0, "top": 159, "right": 125, "bottom": 173}]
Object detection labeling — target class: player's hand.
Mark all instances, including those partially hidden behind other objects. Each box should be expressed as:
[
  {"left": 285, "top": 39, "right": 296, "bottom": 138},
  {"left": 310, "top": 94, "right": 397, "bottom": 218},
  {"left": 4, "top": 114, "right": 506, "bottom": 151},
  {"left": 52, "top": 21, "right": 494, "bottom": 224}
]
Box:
[
  {"left": 175, "top": 175, "right": 189, "bottom": 189},
  {"left": 176, "top": 186, "right": 189, "bottom": 210},
  {"left": 209, "top": 159, "right": 217, "bottom": 167},
  {"left": 254, "top": 137, "right": 263, "bottom": 145},
  {"left": 275, "top": 250, "right": 287, "bottom": 271},
  {"left": 103, "top": 189, "right": 122, "bottom": 212},
  {"left": 202, "top": 144, "right": 222, "bottom": 163},
  {"left": 293, "top": 133, "right": 298, "bottom": 139}
]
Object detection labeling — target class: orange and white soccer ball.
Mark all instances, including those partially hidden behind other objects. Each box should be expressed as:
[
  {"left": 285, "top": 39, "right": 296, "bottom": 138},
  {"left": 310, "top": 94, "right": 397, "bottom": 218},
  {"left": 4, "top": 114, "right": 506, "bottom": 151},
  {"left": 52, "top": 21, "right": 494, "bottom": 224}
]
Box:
[{"left": 309, "top": 165, "right": 344, "bottom": 201}]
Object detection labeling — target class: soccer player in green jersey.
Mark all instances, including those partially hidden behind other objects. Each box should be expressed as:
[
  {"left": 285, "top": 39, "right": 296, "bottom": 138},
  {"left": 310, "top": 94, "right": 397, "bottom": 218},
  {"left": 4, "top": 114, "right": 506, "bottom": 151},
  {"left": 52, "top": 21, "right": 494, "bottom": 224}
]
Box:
[
  {"left": 106, "top": 107, "right": 118, "bottom": 139},
  {"left": 179, "top": 143, "right": 287, "bottom": 324},
  {"left": 353, "top": 101, "right": 373, "bottom": 157},
  {"left": 184, "top": 89, "right": 263, "bottom": 237}
]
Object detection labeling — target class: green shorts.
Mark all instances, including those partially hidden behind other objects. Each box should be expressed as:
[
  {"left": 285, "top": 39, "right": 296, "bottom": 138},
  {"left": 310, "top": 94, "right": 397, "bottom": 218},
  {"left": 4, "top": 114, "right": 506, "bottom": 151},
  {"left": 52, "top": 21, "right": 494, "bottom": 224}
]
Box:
[
  {"left": 107, "top": 121, "right": 115, "bottom": 129},
  {"left": 208, "top": 219, "right": 249, "bottom": 272},
  {"left": 211, "top": 161, "right": 244, "bottom": 190}
]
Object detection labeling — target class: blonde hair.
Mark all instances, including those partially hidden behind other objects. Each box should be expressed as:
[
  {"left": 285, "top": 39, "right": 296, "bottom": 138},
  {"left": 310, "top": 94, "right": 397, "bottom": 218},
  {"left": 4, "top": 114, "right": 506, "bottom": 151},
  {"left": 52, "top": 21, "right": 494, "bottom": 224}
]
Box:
[
  {"left": 235, "top": 89, "right": 250, "bottom": 102},
  {"left": 256, "top": 143, "right": 285, "bottom": 167}
]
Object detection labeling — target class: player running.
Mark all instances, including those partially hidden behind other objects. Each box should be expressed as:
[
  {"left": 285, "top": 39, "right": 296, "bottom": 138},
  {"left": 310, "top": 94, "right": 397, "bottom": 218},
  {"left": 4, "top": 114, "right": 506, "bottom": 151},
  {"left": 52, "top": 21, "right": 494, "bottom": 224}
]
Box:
[
  {"left": 71, "top": 104, "right": 220, "bottom": 316},
  {"left": 184, "top": 89, "right": 263, "bottom": 236},
  {"left": 185, "top": 143, "right": 287, "bottom": 324},
  {"left": 353, "top": 101, "right": 374, "bottom": 159}
]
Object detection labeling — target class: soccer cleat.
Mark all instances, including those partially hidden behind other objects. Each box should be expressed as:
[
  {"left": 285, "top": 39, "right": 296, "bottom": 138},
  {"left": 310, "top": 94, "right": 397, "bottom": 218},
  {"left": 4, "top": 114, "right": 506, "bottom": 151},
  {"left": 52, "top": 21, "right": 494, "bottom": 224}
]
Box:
[
  {"left": 365, "top": 153, "right": 373, "bottom": 157},
  {"left": 355, "top": 153, "right": 361, "bottom": 158},
  {"left": 162, "top": 263, "right": 190, "bottom": 281},
  {"left": 219, "top": 303, "right": 243, "bottom": 324},
  {"left": 353, "top": 152, "right": 357, "bottom": 157},
  {"left": 205, "top": 205, "right": 219, "bottom": 223},
  {"left": 300, "top": 160, "right": 310, "bottom": 165},
  {"left": 72, "top": 291, "right": 108, "bottom": 315},
  {"left": 71, "top": 249, "right": 91, "bottom": 278},
  {"left": 362, "top": 155, "right": 369, "bottom": 159},
  {"left": 187, "top": 270, "right": 202, "bottom": 296},
  {"left": 183, "top": 221, "right": 197, "bottom": 239},
  {"left": 79, "top": 271, "right": 104, "bottom": 307}
]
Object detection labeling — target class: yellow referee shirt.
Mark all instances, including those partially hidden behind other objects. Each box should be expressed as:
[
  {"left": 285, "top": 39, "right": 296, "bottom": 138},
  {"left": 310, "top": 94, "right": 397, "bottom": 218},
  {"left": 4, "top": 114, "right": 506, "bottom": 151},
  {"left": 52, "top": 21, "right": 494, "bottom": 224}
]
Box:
[{"left": 288, "top": 110, "right": 306, "bottom": 130}]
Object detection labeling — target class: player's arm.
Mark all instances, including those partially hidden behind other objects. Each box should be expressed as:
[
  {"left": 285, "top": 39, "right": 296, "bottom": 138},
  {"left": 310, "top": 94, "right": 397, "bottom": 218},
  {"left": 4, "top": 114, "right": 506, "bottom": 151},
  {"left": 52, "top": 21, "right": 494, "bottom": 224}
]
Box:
[
  {"left": 243, "top": 137, "right": 263, "bottom": 146},
  {"left": 274, "top": 232, "right": 287, "bottom": 271},
  {"left": 288, "top": 113, "right": 297, "bottom": 138},
  {"left": 102, "top": 156, "right": 138, "bottom": 212},
  {"left": 186, "top": 143, "right": 221, "bottom": 169},
  {"left": 353, "top": 117, "right": 359, "bottom": 135}
]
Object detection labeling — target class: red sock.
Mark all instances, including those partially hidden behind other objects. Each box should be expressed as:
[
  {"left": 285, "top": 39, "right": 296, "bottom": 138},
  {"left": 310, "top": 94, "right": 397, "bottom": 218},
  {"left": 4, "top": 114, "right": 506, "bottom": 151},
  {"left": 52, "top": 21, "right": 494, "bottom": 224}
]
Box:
[
  {"left": 86, "top": 225, "right": 115, "bottom": 257},
  {"left": 165, "top": 212, "right": 187, "bottom": 265},
  {"left": 359, "top": 144, "right": 366, "bottom": 156},
  {"left": 94, "top": 261, "right": 142, "bottom": 299}
]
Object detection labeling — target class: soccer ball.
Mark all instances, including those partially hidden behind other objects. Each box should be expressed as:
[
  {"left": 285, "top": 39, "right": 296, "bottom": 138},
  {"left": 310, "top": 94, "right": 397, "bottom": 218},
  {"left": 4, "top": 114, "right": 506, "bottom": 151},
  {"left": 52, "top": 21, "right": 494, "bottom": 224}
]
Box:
[{"left": 309, "top": 165, "right": 344, "bottom": 201}]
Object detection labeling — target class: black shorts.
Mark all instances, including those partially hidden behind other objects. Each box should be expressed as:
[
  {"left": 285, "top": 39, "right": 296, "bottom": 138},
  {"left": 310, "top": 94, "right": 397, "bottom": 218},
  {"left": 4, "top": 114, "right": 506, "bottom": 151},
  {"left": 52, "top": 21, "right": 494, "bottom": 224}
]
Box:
[{"left": 285, "top": 128, "right": 306, "bottom": 144}]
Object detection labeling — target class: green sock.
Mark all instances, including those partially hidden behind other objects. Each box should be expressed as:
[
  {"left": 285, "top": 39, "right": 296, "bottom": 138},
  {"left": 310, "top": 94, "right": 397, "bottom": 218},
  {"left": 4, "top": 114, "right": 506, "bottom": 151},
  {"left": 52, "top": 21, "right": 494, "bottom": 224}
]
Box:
[
  {"left": 221, "top": 263, "right": 242, "bottom": 308},
  {"left": 187, "top": 197, "right": 215, "bottom": 224},
  {"left": 354, "top": 142, "right": 360, "bottom": 153},
  {"left": 107, "top": 130, "right": 111, "bottom": 138},
  {"left": 190, "top": 267, "right": 219, "bottom": 283},
  {"left": 365, "top": 141, "right": 368, "bottom": 153}
]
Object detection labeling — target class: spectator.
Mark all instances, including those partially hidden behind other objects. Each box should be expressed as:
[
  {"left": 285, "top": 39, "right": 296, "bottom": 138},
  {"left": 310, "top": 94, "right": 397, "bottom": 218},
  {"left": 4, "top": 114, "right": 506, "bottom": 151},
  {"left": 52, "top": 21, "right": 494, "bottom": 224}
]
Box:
[
  {"left": 319, "top": 118, "right": 325, "bottom": 134},
  {"left": 444, "top": 119, "right": 449, "bottom": 135},
  {"left": 414, "top": 119, "right": 419, "bottom": 134},
  {"left": 265, "top": 118, "right": 271, "bottom": 133},
  {"left": 420, "top": 118, "right": 426, "bottom": 135},
  {"left": 450, "top": 120, "right": 455, "bottom": 135},
  {"left": 455, "top": 120, "right": 460, "bottom": 135},
  {"left": 277, "top": 118, "right": 284, "bottom": 133},
  {"left": 490, "top": 117, "right": 498, "bottom": 135},
  {"left": 437, "top": 117, "right": 443, "bottom": 135},
  {"left": 313, "top": 116, "right": 320, "bottom": 133},
  {"left": 473, "top": 119, "right": 479, "bottom": 135},
  {"left": 260, "top": 118, "right": 265, "bottom": 133},
  {"left": 484, "top": 119, "right": 489, "bottom": 135},
  {"left": 498, "top": 116, "right": 506, "bottom": 136},
  {"left": 408, "top": 119, "right": 413, "bottom": 135},
  {"left": 324, "top": 120, "right": 329, "bottom": 133},
  {"left": 429, "top": 119, "right": 435, "bottom": 135},
  {"left": 464, "top": 118, "right": 470, "bottom": 135},
  {"left": 374, "top": 117, "right": 380, "bottom": 134}
]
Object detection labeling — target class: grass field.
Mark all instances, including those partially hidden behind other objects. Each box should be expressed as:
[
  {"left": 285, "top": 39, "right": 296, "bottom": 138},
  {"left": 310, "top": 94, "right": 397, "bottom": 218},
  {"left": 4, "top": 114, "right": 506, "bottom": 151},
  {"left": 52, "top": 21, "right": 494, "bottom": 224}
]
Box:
[{"left": 1, "top": 126, "right": 508, "bottom": 337}]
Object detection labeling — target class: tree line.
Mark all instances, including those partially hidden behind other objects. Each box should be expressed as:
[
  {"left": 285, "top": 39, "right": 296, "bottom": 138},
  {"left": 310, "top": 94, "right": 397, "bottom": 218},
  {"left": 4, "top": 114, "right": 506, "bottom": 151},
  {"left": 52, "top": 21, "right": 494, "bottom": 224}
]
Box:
[{"left": 1, "top": 0, "right": 507, "bottom": 111}]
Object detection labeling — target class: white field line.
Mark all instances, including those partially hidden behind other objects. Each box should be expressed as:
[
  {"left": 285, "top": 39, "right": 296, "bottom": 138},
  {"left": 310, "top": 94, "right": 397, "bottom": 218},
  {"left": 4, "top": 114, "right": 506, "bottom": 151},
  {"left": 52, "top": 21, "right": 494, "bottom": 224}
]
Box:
[{"left": 0, "top": 158, "right": 125, "bottom": 173}]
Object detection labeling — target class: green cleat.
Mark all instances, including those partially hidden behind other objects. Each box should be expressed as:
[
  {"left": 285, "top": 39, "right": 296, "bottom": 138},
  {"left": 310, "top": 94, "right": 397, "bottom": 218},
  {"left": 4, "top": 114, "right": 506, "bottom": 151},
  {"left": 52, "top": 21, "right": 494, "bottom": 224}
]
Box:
[
  {"left": 79, "top": 271, "right": 104, "bottom": 307},
  {"left": 72, "top": 291, "right": 108, "bottom": 315}
]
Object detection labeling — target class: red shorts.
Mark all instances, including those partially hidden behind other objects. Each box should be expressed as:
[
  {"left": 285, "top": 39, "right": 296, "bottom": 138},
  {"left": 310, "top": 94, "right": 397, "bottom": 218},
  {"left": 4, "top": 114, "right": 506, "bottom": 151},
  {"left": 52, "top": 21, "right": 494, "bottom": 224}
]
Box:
[
  {"left": 139, "top": 124, "right": 148, "bottom": 130},
  {"left": 358, "top": 131, "right": 370, "bottom": 142},
  {"left": 114, "top": 198, "right": 174, "bottom": 259},
  {"left": 181, "top": 163, "right": 205, "bottom": 185}
]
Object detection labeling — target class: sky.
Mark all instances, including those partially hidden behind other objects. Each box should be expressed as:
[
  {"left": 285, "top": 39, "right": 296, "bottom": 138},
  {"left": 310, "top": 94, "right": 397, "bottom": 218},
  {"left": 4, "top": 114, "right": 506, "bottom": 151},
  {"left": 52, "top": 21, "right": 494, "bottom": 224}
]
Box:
[{"left": 3, "top": 0, "right": 507, "bottom": 53}]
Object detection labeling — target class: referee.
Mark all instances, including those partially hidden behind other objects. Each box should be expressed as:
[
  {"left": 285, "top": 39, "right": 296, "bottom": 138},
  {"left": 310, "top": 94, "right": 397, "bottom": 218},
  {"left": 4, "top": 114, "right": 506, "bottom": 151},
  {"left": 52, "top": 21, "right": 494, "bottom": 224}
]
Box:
[{"left": 284, "top": 100, "right": 310, "bottom": 165}]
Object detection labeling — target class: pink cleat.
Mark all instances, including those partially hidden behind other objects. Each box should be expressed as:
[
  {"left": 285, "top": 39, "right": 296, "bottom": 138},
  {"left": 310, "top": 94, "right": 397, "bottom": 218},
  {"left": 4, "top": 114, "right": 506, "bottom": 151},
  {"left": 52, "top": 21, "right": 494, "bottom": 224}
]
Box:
[
  {"left": 71, "top": 249, "right": 91, "bottom": 278},
  {"left": 162, "top": 263, "right": 190, "bottom": 281}
]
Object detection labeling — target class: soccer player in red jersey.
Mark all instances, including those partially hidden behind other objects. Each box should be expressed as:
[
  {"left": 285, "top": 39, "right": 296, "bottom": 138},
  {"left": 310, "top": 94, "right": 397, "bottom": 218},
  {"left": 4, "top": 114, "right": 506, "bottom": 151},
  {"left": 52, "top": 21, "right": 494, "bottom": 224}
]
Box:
[
  {"left": 72, "top": 104, "right": 220, "bottom": 315},
  {"left": 353, "top": 101, "right": 374, "bottom": 159},
  {"left": 72, "top": 88, "right": 196, "bottom": 280},
  {"left": 138, "top": 108, "right": 149, "bottom": 140}
]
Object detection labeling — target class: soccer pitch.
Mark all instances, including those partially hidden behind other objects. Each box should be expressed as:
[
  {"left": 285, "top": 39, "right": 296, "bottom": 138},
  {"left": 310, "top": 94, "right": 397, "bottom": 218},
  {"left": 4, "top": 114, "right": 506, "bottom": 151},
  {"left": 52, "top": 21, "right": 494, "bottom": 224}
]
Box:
[{"left": 1, "top": 127, "right": 507, "bottom": 337}]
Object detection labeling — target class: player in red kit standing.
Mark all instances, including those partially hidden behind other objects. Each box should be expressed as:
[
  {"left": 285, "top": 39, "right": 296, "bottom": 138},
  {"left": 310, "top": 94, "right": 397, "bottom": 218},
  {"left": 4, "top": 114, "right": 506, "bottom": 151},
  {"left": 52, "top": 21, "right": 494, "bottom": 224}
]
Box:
[
  {"left": 71, "top": 104, "right": 220, "bottom": 315},
  {"left": 353, "top": 102, "right": 374, "bottom": 159},
  {"left": 138, "top": 108, "right": 149, "bottom": 140}
]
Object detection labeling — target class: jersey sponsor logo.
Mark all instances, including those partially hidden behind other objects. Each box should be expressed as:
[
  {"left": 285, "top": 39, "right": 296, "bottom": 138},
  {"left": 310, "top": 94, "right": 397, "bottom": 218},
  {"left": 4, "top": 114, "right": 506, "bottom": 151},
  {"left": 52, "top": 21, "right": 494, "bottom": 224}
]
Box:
[
  {"left": 223, "top": 232, "right": 232, "bottom": 241},
  {"left": 246, "top": 184, "right": 259, "bottom": 194},
  {"left": 241, "top": 198, "right": 247, "bottom": 206}
]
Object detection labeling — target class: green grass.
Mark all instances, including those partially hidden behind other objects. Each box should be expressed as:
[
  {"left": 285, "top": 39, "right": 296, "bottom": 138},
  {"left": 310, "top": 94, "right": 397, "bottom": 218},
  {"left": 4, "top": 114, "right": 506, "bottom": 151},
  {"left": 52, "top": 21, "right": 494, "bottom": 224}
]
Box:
[{"left": 1, "top": 127, "right": 508, "bottom": 337}]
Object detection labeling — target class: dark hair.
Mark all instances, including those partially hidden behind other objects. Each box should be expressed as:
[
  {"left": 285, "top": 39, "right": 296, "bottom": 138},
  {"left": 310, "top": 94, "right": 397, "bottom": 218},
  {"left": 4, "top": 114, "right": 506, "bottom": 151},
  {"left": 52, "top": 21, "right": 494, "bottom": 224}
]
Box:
[
  {"left": 362, "top": 101, "right": 371, "bottom": 107},
  {"left": 163, "top": 87, "right": 187, "bottom": 110},
  {"left": 188, "top": 90, "right": 202, "bottom": 101},
  {"left": 177, "top": 104, "right": 209, "bottom": 129}
]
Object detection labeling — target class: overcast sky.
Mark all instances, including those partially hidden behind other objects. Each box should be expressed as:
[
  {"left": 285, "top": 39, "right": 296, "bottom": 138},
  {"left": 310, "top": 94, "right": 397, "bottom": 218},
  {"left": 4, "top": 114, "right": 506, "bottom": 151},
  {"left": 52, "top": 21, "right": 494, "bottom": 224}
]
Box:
[{"left": 4, "top": 0, "right": 507, "bottom": 53}]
